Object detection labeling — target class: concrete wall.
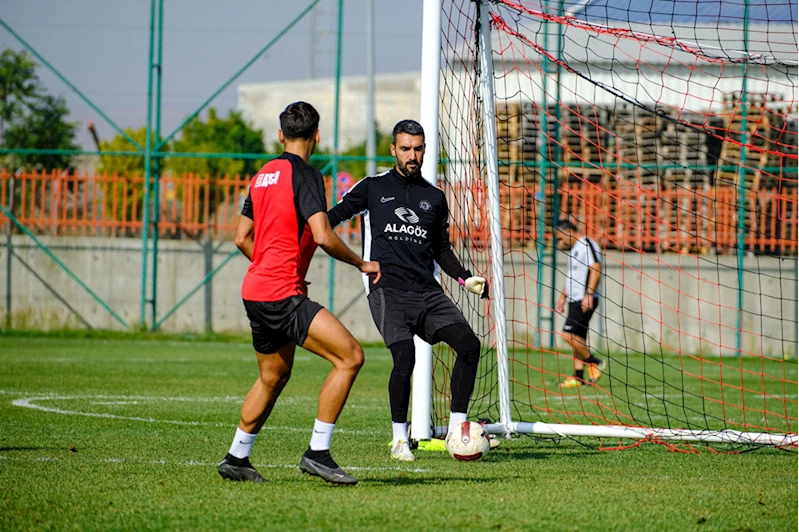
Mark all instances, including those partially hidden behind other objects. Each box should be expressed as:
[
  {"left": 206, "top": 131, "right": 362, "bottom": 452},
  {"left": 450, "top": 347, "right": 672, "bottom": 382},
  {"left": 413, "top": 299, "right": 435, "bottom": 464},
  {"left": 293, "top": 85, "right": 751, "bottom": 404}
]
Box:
[
  {"left": 1, "top": 236, "right": 796, "bottom": 356},
  {"left": 513, "top": 251, "right": 798, "bottom": 357}
]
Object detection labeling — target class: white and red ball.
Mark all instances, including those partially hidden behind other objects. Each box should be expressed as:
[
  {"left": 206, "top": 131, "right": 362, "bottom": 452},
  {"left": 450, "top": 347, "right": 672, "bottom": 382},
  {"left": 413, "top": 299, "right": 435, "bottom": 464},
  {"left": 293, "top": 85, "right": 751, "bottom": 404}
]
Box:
[{"left": 445, "top": 421, "right": 491, "bottom": 461}]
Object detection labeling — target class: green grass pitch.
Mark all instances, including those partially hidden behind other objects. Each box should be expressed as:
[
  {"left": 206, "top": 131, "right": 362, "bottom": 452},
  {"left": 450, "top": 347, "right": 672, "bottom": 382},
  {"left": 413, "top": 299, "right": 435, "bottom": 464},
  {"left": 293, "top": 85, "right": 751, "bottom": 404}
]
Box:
[{"left": 1, "top": 334, "right": 796, "bottom": 531}]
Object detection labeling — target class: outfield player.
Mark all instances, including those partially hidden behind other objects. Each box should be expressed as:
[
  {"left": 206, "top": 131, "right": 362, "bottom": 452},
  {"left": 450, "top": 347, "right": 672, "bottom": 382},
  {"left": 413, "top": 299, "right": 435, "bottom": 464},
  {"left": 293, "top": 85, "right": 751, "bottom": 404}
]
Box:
[
  {"left": 218, "top": 102, "right": 380, "bottom": 485},
  {"left": 554, "top": 219, "right": 606, "bottom": 387},
  {"left": 327, "top": 120, "right": 488, "bottom": 462}
]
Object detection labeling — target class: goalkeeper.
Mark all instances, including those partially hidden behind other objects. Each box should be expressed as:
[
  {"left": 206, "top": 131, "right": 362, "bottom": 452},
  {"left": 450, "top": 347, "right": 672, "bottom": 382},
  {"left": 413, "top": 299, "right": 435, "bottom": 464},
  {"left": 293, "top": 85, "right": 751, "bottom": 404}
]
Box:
[{"left": 327, "top": 119, "right": 488, "bottom": 462}]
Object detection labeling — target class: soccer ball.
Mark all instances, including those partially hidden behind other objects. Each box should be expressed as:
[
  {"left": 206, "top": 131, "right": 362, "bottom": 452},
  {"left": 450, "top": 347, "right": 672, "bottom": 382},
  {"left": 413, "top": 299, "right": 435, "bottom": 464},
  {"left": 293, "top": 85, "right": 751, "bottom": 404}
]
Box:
[{"left": 445, "top": 421, "right": 491, "bottom": 461}]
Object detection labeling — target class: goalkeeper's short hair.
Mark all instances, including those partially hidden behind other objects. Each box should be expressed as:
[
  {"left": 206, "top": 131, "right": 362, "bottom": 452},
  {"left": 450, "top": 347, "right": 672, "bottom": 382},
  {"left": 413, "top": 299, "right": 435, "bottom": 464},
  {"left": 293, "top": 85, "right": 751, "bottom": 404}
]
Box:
[{"left": 392, "top": 120, "right": 425, "bottom": 143}]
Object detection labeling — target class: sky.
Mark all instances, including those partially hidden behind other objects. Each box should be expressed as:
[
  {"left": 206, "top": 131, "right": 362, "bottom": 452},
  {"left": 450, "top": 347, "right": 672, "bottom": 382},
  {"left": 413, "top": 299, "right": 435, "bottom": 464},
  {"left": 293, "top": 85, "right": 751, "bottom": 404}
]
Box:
[{"left": 1, "top": 0, "right": 424, "bottom": 149}]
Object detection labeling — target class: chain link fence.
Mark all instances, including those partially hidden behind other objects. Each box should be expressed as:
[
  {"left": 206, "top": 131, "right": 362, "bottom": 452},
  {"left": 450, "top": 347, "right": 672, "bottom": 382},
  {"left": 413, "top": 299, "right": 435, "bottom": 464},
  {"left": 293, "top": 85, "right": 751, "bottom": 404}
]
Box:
[{"left": 0, "top": 1, "right": 419, "bottom": 338}]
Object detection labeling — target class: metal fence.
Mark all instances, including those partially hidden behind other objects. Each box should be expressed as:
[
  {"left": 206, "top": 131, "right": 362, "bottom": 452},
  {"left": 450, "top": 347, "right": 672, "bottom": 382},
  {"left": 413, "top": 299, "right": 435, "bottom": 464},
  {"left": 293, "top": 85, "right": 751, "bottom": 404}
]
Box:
[
  {"left": 1, "top": 1, "right": 796, "bottom": 333},
  {"left": 4, "top": 169, "right": 797, "bottom": 255}
]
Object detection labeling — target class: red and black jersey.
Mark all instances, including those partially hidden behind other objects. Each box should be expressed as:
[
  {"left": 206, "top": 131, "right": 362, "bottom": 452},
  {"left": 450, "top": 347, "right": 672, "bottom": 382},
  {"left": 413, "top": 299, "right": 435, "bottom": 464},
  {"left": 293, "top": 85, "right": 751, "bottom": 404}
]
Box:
[{"left": 240, "top": 152, "right": 327, "bottom": 302}]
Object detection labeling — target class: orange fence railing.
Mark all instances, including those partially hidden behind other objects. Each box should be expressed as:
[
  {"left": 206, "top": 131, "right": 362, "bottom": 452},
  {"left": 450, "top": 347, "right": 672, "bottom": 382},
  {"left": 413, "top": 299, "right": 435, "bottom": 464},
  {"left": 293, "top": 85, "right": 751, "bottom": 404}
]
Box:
[
  {"left": 1, "top": 169, "right": 796, "bottom": 254},
  {"left": 446, "top": 181, "right": 798, "bottom": 254}
]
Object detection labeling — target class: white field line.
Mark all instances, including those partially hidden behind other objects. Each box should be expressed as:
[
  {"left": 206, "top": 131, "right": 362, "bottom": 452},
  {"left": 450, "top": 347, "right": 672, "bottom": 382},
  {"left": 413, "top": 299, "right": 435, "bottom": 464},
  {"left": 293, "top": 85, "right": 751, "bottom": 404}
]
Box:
[
  {"left": 0, "top": 389, "right": 388, "bottom": 404},
  {"left": 3, "top": 388, "right": 793, "bottom": 434},
  {"left": 7, "top": 394, "right": 381, "bottom": 435},
  {"left": 3, "top": 388, "right": 793, "bottom": 408},
  {"left": 5, "top": 395, "right": 765, "bottom": 428},
  {"left": 11, "top": 354, "right": 396, "bottom": 364},
  {"left": 2, "top": 388, "right": 794, "bottom": 404},
  {"left": 0, "top": 454, "right": 433, "bottom": 473}
]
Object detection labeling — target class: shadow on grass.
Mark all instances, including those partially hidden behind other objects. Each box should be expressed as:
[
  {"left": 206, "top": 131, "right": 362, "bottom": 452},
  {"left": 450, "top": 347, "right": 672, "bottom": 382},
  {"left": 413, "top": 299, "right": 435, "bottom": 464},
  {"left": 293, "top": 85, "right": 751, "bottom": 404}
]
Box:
[{"left": 495, "top": 448, "right": 600, "bottom": 460}]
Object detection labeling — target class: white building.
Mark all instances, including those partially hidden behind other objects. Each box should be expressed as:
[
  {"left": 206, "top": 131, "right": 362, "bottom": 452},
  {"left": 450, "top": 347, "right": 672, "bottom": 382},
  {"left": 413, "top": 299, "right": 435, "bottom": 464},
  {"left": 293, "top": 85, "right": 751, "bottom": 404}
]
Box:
[{"left": 238, "top": 72, "right": 422, "bottom": 150}]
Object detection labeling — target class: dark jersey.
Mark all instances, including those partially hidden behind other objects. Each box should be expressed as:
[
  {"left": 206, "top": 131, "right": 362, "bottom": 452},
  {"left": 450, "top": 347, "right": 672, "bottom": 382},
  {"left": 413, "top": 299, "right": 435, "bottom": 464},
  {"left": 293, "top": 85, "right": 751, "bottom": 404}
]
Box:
[
  {"left": 241, "top": 152, "right": 326, "bottom": 302},
  {"left": 328, "top": 168, "right": 469, "bottom": 293}
]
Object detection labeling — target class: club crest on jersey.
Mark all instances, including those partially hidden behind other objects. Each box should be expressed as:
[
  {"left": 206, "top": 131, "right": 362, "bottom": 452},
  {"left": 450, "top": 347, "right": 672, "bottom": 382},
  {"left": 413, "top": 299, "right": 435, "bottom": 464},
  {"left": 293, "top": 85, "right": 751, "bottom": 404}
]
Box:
[
  {"left": 254, "top": 171, "right": 280, "bottom": 188},
  {"left": 419, "top": 199, "right": 431, "bottom": 212},
  {"left": 394, "top": 206, "right": 419, "bottom": 224}
]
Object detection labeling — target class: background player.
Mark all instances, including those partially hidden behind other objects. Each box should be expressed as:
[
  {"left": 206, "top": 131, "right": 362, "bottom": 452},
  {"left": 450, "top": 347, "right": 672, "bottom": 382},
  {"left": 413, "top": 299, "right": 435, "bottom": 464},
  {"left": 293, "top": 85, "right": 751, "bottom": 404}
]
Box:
[
  {"left": 328, "top": 119, "right": 488, "bottom": 462},
  {"left": 218, "top": 102, "right": 380, "bottom": 485},
  {"left": 554, "top": 218, "right": 605, "bottom": 388}
]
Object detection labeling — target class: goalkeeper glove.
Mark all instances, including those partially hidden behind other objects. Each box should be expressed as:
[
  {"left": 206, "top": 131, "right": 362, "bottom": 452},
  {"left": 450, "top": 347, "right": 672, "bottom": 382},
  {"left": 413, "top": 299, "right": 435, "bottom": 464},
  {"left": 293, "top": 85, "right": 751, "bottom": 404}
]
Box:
[{"left": 459, "top": 272, "right": 490, "bottom": 299}]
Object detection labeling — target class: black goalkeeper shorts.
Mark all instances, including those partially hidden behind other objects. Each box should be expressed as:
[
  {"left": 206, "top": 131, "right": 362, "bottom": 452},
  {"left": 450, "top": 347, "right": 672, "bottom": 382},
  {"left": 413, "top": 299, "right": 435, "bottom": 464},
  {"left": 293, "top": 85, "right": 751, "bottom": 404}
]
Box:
[
  {"left": 367, "top": 287, "right": 470, "bottom": 348},
  {"left": 243, "top": 295, "right": 323, "bottom": 353}
]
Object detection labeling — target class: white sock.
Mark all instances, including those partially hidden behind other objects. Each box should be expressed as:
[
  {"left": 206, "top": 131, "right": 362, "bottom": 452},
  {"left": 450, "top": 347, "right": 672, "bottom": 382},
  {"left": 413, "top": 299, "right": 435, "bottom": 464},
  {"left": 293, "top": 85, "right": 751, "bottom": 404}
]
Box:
[
  {"left": 309, "top": 419, "right": 335, "bottom": 451},
  {"left": 228, "top": 427, "right": 257, "bottom": 459},
  {"left": 449, "top": 412, "right": 467, "bottom": 432},
  {"left": 392, "top": 422, "right": 408, "bottom": 445}
]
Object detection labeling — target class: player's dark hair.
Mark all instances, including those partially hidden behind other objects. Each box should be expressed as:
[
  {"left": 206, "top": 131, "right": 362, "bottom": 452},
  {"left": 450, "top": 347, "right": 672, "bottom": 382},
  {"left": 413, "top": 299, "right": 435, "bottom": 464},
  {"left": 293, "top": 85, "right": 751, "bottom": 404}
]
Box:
[
  {"left": 280, "top": 102, "right": 320, "bottom": 140},
  {"left": 392, "top": 119, "right": 425, "bottom": 143},
  {"left": 555, "top": 218, "right": 578, "bottom": 232}
]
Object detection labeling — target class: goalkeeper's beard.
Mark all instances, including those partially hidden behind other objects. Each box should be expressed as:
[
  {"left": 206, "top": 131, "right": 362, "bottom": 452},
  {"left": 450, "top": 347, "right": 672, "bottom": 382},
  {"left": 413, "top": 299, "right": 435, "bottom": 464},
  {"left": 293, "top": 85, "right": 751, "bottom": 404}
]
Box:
[{"left": 398, "top": 160, "right": 421, "bottom": 179}]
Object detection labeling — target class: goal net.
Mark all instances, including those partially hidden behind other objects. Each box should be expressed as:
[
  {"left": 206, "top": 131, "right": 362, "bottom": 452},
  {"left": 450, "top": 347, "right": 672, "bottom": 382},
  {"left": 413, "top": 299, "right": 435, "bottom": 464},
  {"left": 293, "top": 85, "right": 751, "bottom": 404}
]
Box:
[{"left": 429, "top": 0, "right": 797, "bottom": 448}]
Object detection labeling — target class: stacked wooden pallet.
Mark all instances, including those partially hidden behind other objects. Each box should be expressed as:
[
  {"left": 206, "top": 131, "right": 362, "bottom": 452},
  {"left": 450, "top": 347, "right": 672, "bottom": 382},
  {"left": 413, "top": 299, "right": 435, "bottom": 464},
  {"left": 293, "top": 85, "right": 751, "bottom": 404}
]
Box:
[
  {"left": 554, "top": 104, "right": 609, "bottom": 185},
  {"left": 658, "top": 111, "right": 713, "bottom": 189},
  {"left": 715, "top": 92, "right": 774, "bottom": 190},
  {"left": 495, "top": 101, "right": 539, "bottom": 185},
  {"left": 611, "top": 104, "right": 664, "bottom": 188},
  {"left": 494, "top": 101, "right": 539, "bottom": 247},
  {"left": 766, "top": 105, "right": 798, "bottom": 189}
]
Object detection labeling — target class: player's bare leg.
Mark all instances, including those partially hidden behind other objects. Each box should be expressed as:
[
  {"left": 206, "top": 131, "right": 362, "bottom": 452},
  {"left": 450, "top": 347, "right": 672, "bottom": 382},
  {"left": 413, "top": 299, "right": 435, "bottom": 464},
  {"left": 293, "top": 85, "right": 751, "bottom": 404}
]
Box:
[
  {"left": 219, "top": 343, "right": 296, "bottom": 483},
  {"left": 239, "top": 343, "right": 296, "bottom": 433},
  {"left": 297, "top": 308, "right": 364, "bottom": 485},
  {"left": 569, "top": 333, "right": 605, "bottom": 382},
  {"left": 302, "top": 308, "right": 364, "bottom": 422},
  {"left": 566, "top": 332, "right": 589, "bottom": 370},
  {"left": 561, "top": 332, "right": 604, "bottom": 387}
]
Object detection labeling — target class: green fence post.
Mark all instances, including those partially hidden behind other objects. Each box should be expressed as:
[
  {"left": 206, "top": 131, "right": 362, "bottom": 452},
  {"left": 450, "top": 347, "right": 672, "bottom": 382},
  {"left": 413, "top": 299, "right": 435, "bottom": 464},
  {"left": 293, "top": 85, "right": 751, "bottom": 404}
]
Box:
[
  {"left": 4, "top": 176, "right": 13, "bottom": 328},
  {"left": 535, "top": 1, "right": 552, "bottom": 350},
  {"left": 150, "top": 0, "right": 164, "bottom": 328},
  {"left": 140, "top": 0, "right": 157, "bottom": 329},
  {"left": 548, "top": 0, "right": 565, "bottom": 349},
  {"left": 156, "top": 0, "right": 322, "bottom": 150},
  {"left": 736, "top": 0, "right": 750, "bottom": 354},
  {"left": 328, "top": 0, "right": 344, "bottom": 313}
]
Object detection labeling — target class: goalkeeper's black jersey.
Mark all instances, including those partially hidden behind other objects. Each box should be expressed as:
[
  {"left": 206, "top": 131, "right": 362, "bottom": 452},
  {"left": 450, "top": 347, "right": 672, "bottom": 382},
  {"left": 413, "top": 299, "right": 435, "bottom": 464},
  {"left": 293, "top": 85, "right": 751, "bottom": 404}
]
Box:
[{"left": 327, "top": 168, "right": 469, "bottom": 293}]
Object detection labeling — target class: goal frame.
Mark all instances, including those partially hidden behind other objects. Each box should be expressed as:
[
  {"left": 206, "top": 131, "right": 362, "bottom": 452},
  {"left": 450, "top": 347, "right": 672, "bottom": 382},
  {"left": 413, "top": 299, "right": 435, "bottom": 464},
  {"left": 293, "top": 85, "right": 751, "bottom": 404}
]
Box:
[{"left": 411, "top": 0, "right": 798, "bottom": 448}]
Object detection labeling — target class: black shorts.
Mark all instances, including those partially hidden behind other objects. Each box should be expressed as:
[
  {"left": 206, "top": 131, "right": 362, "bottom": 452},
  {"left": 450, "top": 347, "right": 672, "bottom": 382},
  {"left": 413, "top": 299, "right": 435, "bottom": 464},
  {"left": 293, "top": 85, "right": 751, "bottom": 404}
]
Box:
[
  {"left": 243, "top": 295, "right": 324, "bottom": 354},
  {"left": 367, "top": 287, "right": 470, "bottom": 347},
  {"left": 563, "top": 298, "right": 598, "bottom": 339}
]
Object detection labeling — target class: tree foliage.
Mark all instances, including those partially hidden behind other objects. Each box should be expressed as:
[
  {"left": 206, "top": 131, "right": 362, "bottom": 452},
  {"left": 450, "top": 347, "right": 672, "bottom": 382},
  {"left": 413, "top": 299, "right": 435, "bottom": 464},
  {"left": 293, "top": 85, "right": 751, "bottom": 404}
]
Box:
[
  {"left": 97, "top": 127, "right": 162, "bottom": 176},
  {"left": 4, "top": 95, "right": 78, "bottom": 171},
  {"left": 169, "top": 108, "right": 265, "bottom": 178},
  {"left": 268, "top": 127, "right": 393, "bottom": 177},
  {"left": 0, "top": 48, "right": 79, "bottom": 171},
  {"left": 0, "top": 48, "right": 40, "bottom": 141},
  {"left": 96, "top": 108, "right": 266, "bottom": 228},
  {"left": 99, "top": 108, "right": 265, "bottom": 178}
]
